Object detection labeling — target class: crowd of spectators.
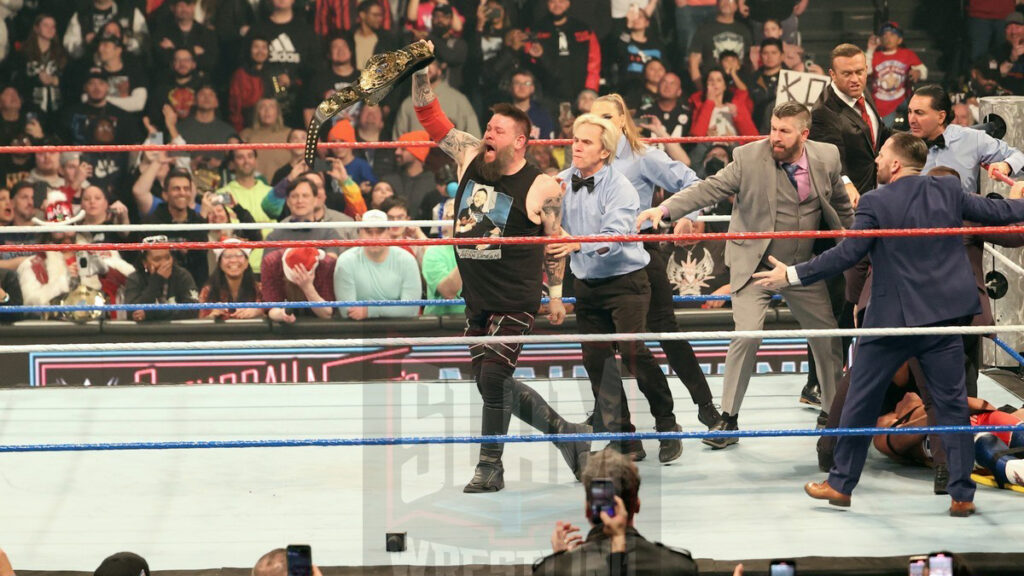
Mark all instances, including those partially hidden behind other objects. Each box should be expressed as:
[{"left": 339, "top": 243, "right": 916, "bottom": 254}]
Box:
[{"left": 0, "top": 0, "right": 1019, "bottom": 324}]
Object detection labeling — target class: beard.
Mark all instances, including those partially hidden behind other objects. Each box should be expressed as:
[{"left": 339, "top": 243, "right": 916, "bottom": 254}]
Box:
[
  {"left": 472, "top": 142, "right": 515, "bottom": 182},
  {"left": 771, "top": 139, "right": 801, "bottom": 162}
]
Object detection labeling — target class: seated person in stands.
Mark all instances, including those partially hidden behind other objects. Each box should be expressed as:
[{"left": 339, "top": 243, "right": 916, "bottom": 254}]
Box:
[
  {"left": 77, "top": 186, "right": 131, "bottom": 242},
  {"left": 534, "top": 449, "right": 699, "bottom": 575},
  {"left": 333, "top": 210, "right": 422, "bottom": 321},
  {"left": 264, "top": 178, "right": 345, "bottom": 257},
  {"left": 422, "top": 199, "right": 464, "bottom": 317},
  {"left": 366, "top": 181, "right": 395, "bottom": 211},
  {"left": 199, "top": 238, "right": 263, "bottom": 320},
  {"left": 262, "top": 158, "right": 366, "bottom": 222},
  {"left": 261, "top": 246, "right": 337, "bottom": 323},
  {"left": 18, "top": 192, "right": 134, "bottom": 319},
  {"left": 381, "top": 196, "right": 427, "bottom": 263},
  {"left": 141, "top": 169, "right": 210, "bottom": 289},
  {"left": 688, "top": 66, "right": 758, "bottom": 137},
  {"left": 124, "top": 236, "right": 201, "bottom": 322}
]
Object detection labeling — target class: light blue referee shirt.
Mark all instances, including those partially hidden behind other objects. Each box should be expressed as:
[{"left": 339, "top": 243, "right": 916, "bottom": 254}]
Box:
[
  {"left": 923, "top": 123, "right": 1024, "bottom": 195},
  {"left": 558, "top": 164, "right": 651, "bottom": 280}
]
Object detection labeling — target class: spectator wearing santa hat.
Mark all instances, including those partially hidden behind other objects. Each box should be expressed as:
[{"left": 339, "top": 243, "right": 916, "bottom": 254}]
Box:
[
  {"left": 380, "top": 130, "right": 438, "bottom": 221},
  {"left": 327, "top": 118, "right": 378, "bottom": 195},
  {"left": 124, "top": 235, "right": 201, "bottom": 322},
  {"left": 261, "top": 246, "right": 338, "bottom": 323},
  {"left": 18, "top": 191, "right": 134, "bottom": 319},
  {"left": 199, "top": 237, "right": 263, "bottom": 320},
  {"left": 334, "top": 209, "right": 422, "bottom": 321}
]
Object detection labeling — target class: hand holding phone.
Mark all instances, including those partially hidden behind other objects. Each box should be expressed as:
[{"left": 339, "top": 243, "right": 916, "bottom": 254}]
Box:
[{"left": 286, "top": 545, "right": 312, "bottom": 576}]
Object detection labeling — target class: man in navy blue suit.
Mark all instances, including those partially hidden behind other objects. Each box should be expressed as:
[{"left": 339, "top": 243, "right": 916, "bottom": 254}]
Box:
[{"left": 753, "top": 132, "right": 1024, "bottom": 517}]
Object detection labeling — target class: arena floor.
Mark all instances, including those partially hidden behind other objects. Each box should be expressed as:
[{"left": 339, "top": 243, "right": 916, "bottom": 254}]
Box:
[{"left": 0, "top": 373, "right": 1021, "bottom": 571}]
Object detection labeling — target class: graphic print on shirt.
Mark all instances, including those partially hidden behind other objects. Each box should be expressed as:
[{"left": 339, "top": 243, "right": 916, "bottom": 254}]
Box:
[
  {"left": 269, "top": 34, "right": 301, "bottom": 64},
  {"left": 874, "top": 59, "right": 910, "bottom": 104},
  {"left": 667, "top": 246, "right": 717, "bottom": 295},
  {"left": 454, "top": 180, "right": 512, "bottom": 260}
]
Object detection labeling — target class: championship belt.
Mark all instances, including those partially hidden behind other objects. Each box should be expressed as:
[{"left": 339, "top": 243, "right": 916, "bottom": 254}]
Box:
[{"left": 304, "top": 40, "right": 435, "bottom": 168}]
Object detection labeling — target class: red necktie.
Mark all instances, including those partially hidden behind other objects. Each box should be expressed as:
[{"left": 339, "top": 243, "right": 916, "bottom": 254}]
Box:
[{"left": 855, "top": 97, "right": 876, "bottom": 150}]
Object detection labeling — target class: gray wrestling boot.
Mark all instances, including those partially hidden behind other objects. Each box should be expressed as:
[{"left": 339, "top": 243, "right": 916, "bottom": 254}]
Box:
[
  {"left": 509, "top": 381, "right": 591, "bottom": 481},
  {"left": 464, "top": 406, "right": 511, "bottom": 493}
]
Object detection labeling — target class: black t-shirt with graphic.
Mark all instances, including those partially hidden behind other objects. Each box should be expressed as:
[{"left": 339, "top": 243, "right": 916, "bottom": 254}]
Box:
[
  {"left": 689, "top": 20, "right": 752, "bottom": 71},
  {"left": 639, "top": 100, "right": 693, "bottom": 146},
  {"left": 453, "top": 156, "right": 544, "bottom": 314}
]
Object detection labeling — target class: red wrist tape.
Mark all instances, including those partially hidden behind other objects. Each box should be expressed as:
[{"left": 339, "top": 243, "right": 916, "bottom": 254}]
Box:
[{"left": 415, "top": 99, "right": 455, "bottom": 143}]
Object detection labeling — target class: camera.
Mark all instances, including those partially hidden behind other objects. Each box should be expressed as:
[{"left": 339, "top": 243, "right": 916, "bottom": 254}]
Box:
[
  {"left": 485, "top": 6, "right": 502, "bottom": 20},
  {"left": 770, "top": 559, "right": 796, "bottom": 576},
  {"left": 286, "top": 545, "right": 312, "bottom": 576},
  {"left": 76, "top": 251, "right": 107, "bottom": 277},
  {"left": 589, "top": 478, "right": 616, "bottom": 524}
]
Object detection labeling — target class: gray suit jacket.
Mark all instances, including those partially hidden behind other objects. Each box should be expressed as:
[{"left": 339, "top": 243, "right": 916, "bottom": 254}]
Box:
[{"left": 662, "top": 139, "right": 854, "bottom": 290}]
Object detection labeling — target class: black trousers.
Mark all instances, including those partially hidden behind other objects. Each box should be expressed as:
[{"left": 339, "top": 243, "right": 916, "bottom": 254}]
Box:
[
  {"left": 575, "top": 269, "right": 677, "bottom": 434},
  {"left": 643, "top": 242, "right": 713, "bottom": 406}
]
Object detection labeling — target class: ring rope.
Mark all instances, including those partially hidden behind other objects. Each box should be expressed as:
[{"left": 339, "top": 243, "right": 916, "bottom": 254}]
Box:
[
  {"left": 0, "top": 215, "right": 736, "bottom": 236},
  {"left": 984, "top": 243, "right": 1024, "bottom": 278},
  {"left": 990, "top": 335, "right": 1024, "bottom": 367},
  {"left": 4, "top": 325, "right": 1024, "bottom": 355},
  {"left": 0, "top": 425, "right": 1019, "bottom": 454},
  {"left": 0, "top": 135, "right": 766, "bottom": 156},
  {"left": 0, "top": 294, "right": 781, "bottom": 314},
  {"left": 8, "top": 226, "right": 1024, "bottom": 254}
]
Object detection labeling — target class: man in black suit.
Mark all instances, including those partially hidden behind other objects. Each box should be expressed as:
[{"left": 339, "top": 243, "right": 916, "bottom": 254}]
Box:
[{"left": 801, "top": 43, "right": 892, "bottom": 415}]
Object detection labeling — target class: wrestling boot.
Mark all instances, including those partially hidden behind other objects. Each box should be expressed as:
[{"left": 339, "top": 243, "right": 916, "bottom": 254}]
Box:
[
  {"left": 698, "top": 402, "right": 721, "bottom": 429},
  {"left": 464, "top": 406, "right": 512, "bottom": 493},
  {"left": 510, "top": 382, "right": 591, "bottom": 481},
  {"left": 658, "top": 424, "right": 684, "bottom": 463},
  {"left": 609, "top": 438, "right": 647, "bottom": 461},
  {"left": 702, "top": 412, "right": 739, "bottom": 450},
  {"left": 800, "top": 382, "right": 822, "bottom": 408}
]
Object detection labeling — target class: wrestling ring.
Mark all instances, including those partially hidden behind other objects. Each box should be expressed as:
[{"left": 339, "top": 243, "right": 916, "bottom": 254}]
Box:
[{"left": 1, "top": 135, "right": 1024, "bottom": 576}]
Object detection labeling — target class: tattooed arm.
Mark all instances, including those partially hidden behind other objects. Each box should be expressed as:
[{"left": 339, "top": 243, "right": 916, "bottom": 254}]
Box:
[
  {"left": 412, "top": 65, "right": 479, "bottom": 175},
  {"left": 535, "top": 176, "right": 569, "bottom": 324}
]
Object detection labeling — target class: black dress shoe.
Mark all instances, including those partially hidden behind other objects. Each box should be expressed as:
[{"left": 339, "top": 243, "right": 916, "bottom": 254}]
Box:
[
  {"left": 463, "top": 459, "right": 504, "bottom": 493},
  {"left": 934, "top": 463, "right": 950, "bottom": 495},
  {"left": 816, "top": 410, "right": 829, "bottom": 429},
  {"left": 697, "top": 402, "right": 721, "bottom": 429},
  {"left": 658, "top": 424, "right": 683, "bottom": 463},
  {"left": 800, "top": 382, "right": 822, "bottom": 408},
  {"left": 702, "top": 412, "right": 739, "bottom": 450},
  {"left": 555, "top": 421, "right": 592, "bottom": 481}
]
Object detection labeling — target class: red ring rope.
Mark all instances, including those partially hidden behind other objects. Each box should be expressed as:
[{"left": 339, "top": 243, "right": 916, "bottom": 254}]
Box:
[
  {"left": 0, "top": 136, "right": 765, "bottom": 155},
  {"left": 9, "top": 226, "right": 1024, "bottom": 254}
]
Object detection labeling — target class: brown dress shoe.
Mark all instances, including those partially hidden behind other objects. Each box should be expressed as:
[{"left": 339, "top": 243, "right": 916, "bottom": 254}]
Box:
[
  {"left": 804, "top": 480, "right": 851, "bottom": 507},
  {"left": 949, "top": 500, "right": 976, "bottom": 517}
]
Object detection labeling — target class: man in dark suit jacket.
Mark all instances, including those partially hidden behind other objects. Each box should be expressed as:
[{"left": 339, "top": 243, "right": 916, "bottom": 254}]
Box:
[
  {"left": 754, "top": 132, "right": 1024, "bottom": 517},
  {"left": 533, "top": 449, "right": 698, "bottom": 576}
]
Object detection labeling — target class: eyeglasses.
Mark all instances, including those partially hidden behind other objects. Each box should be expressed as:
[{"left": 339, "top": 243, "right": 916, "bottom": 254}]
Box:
[{"left": 142, "top": 235, "right": 168, "bottom": 244}]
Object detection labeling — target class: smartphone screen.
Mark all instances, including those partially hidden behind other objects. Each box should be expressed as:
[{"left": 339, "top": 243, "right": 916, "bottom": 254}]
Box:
[
  {"left": 286, "top": 545, "right": 312, "bottom": 576},
  {"left": 929, "top": 553, "right": 953, "bottom": 576},
  {"left": 770, "top": 560, "right": 796, "bottom": 576},
  {"left": 908, "top": 558, "right": 926, "bottom": 576},
  {"left": 589, "top": 479, "right": 615, "bottom": 524}
]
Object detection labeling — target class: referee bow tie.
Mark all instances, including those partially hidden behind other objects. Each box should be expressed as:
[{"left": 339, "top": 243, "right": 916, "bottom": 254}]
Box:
[
  {"left": 925, "top": 135, "right": 946, "bottom": 149},
  {"left": 571, "top": 174, "right": 595, "bottom": 193}
]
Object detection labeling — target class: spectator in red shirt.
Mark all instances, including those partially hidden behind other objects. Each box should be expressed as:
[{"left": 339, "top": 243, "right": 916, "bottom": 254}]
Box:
[
  {"left": 866, "top": 22, "right": 927, "bottom": 127},
  {"left": 229, "top": 35, "right": 274, "bottom": 133},
  {"left": 688, "top": 66, "right": 758, "bottom": 137},
  {"left": 262, "top": 246, "right": 337, "bottom": 323}
]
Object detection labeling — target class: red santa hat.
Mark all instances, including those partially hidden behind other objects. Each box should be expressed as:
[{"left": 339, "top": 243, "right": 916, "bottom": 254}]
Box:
[
  {"left": 39, "top": 189, "right": 82, "bottom": 224},
  {"left": 283, "top": 247, "right": 326, "bottom": 284}
]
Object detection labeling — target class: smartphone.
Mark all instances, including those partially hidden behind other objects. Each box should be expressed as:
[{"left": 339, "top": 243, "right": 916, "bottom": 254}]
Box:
[
  {"left": 26, "top": 111, "right": 38, "bottom": 123},
  {"left": 145, "top": 131, "right": 165, "bottom": 146},
  {"left": 211, "top": 192, "right": 232, "bottom": 205},
  {"left": 908, "top": 556, "right": 927, "bottom": 576},
  {"left": 589, "top": 478, "right": 616, "bottom": 524},
  {"left": 286, "top": 545, "right": 312, "bottom": 576},
  {"left": 769, "top": 559, "right": 796, "bottom": 576},
  {"left": 929, "top": 553, "right": 953, "bottom": 576}
]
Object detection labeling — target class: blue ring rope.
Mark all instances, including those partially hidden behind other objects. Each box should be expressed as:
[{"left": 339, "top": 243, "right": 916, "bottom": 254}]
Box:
[
  {"left": 0, "top": 425, "right": 1019, "bottom": 453},
  {"left": 989, "top": 335, "right": 1024, "bottom": 367},
  {"left": 0, "top": 294, "right": 782, "bottom": 314}
]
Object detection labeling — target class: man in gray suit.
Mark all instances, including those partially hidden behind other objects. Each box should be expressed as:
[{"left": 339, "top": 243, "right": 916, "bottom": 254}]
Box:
[{"left": 637, "top": 101, "right": 855, "bottom": 449}]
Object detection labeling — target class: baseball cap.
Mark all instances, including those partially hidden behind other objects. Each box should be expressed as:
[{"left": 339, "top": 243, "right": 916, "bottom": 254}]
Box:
[
  {"left": 879, "top": 21, "right": 903, "bottom": 36},
  {"left": 362, "top": 209, "right": 388, "bottom": 223},
  {"left": 1007, "top": 11, "right": 1024, "bottom": 26}
]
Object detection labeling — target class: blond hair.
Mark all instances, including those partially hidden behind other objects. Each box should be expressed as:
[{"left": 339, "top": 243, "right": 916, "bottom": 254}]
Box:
[
  {"left": 594, "top": 93, "right": 645, "bottom": 154},
  {"left": 573, "top": 114, "right": 620, "bottom": 165}
]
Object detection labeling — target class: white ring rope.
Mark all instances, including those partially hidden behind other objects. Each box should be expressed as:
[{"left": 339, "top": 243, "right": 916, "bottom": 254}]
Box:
[
  {"left": 984, "top": 243, "right": 1024, "bottom": 278},
  {"left": 5, "top": 324, "right": 1024, "bottom": 355},
  {"left": 0, "top": 215, "right": 733, "bottom": 235}
]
